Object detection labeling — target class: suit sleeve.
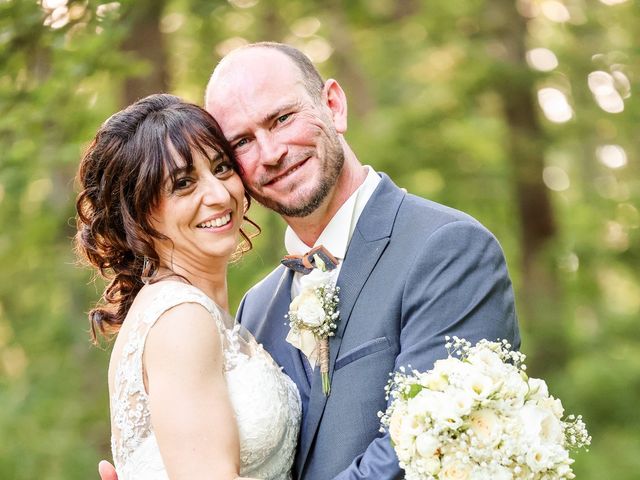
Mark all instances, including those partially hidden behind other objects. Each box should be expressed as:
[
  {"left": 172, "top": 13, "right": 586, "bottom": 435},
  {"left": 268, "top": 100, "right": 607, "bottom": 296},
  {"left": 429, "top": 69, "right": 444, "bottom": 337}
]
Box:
[
  {"left": 235, "top": 292, "right": 248, "bottom": 325},
  {"left": 332, "top": 220, "right": 520, "bottom": 480}
]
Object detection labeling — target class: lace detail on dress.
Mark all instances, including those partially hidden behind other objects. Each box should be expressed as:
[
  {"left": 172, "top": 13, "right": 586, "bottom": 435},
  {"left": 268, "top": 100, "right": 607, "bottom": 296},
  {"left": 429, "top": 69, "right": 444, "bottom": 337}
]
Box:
[{"left": 109, "top": 282, "right": 300, "bottom": 480}]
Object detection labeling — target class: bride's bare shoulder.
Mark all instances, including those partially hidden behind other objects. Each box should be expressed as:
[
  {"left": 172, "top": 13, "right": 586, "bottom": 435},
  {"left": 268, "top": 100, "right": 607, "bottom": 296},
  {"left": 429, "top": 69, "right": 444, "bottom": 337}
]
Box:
[{"left": 129, "top": 279, "right": 189, "bottom": 306}]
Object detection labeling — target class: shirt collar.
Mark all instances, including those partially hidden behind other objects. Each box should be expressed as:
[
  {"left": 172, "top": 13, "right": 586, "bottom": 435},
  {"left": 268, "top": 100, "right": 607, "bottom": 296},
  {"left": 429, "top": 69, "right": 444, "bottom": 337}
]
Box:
[{"left": 284, "top": 166, "right": 381, "bottom": 259}]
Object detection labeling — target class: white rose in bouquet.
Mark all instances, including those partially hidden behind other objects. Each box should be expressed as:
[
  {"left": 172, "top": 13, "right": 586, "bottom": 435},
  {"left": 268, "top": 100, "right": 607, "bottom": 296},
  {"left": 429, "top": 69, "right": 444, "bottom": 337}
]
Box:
[
  {"left": 471, "top": 464, "right": 512, "bottom": 480},
  {"left": 527, "top": 377, "right": 549, "bottom": 399},
  {"left": 432, "top": 357, "right": 466, "bottom": 378},
  {"left": 388, "top": 401, "right": 407, "bottom": 446},
  {"left": 519, "top": 402, "right": 564, "bottom": 446},
  {"left": 467, "top": 408, "right": 502, "bottom": 447},
  {"left": 415, "top": 432, "right": 440, "bottom": 458},
  {"left": 467, "top": 345, "right": 505, "bottom": 374},
  {"left": 419, "top": 370, "right": 449, "bottom": 392},
  {"left": 439, "top": 458, "right": 471, "bottom": 480},
  {"left": 430, "top": 393, "right": 465, "bottom": 429},
  {"left": 449, "top": 390, "right": 474, "bottom": 418},
  {"left": 464, "top": 371, "right": 497, "bottom": 401}
]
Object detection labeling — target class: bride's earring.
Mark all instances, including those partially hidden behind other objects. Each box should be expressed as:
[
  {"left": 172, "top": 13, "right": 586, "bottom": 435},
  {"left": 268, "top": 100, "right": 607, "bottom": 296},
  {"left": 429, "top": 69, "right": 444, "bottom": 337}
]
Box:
[{"left": 141, "top": 256, "right": 154, "bottom": 284}]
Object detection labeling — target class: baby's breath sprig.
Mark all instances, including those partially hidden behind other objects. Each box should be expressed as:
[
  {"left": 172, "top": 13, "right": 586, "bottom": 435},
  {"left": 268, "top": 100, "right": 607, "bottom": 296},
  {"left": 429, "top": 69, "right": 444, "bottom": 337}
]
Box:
[{"left": 564, "top": 414, "right": 592, "bottom": 450}]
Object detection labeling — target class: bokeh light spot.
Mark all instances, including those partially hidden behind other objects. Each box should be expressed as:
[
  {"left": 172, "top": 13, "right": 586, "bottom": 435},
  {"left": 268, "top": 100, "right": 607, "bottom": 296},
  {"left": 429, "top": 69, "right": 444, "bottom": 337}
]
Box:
[
  {"left": 541, "top": 0, "right": 571, "bottom": 22},
  {"left": 543, "top": 166, "right": 570, "bottom": 191},
  {"left": 538, "top": 88, "right": 573, "bottom": 123},
  {"left": 526, "top": 48, "right": 558, "bottom": 71},
  {"left": 597, "top": 144, "right": 627, "bottom": 169}
]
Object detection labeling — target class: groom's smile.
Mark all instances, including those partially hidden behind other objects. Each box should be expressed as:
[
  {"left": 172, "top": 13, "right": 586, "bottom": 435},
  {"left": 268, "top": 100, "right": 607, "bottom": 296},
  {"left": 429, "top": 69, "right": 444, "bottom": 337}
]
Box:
[{"left": 263, "top": 157, "right": 310, "bottom": 187}]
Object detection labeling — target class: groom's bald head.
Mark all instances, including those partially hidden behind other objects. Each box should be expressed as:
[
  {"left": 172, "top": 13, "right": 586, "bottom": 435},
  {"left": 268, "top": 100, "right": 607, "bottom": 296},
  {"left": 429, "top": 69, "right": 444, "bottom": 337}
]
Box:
[{"left": 205, "top": 42, "right": 325, "bottom": 108}]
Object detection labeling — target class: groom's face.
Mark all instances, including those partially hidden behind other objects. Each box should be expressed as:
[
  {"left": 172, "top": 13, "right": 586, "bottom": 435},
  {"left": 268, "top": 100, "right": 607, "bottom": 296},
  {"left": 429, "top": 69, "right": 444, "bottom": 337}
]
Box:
[{"left": 205, "top": 48, "right": 345, "bottom": 218}]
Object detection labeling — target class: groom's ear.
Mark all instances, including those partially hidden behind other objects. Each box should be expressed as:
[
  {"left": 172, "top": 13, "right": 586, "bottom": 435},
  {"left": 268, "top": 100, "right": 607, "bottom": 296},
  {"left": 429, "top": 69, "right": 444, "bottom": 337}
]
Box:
[{"left": 322, "top": 79, "right": 348, "bottom": 134}]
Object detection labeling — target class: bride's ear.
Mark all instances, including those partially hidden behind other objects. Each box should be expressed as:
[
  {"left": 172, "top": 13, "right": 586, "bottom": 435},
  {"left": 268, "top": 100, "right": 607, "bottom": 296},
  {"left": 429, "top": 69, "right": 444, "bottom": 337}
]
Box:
[{"left": 322, "top": 79, "right": 347, "bottom": 134}]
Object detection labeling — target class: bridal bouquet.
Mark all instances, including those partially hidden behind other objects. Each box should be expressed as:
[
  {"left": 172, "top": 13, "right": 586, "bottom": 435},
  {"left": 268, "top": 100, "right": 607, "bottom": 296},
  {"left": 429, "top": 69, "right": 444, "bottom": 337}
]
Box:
[{"left": 379, "top": 337, "right": 590, "bottom": 480}]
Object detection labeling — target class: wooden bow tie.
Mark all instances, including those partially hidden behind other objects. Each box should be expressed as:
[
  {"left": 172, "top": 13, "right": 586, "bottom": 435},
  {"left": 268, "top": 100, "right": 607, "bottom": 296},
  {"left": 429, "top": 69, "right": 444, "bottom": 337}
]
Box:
[{"left": 281, "top": 245, "right": 339, "bottom": 274}]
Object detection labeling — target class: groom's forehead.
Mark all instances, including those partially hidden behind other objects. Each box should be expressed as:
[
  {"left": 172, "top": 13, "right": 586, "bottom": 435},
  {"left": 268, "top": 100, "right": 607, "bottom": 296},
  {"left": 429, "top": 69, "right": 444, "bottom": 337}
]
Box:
[
  {"left": 214, "top": 48, "right": 302, "bottom": 90},
  {"left": 208, "top": 57, "right": 305, "bottom": 117}
]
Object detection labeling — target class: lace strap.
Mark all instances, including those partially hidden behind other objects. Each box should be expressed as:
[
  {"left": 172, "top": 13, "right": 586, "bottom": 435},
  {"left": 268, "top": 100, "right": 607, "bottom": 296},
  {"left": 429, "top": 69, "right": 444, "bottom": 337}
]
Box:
[{"left": 140, "top": 281, "right": 227, "bottom": 335}]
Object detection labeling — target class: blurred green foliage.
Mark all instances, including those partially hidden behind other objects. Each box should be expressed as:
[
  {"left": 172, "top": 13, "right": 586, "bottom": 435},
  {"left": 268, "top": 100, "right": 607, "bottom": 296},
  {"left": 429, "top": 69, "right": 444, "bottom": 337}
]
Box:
[{"left": 1, "top": 0, "right": 638, "bottom": 478}]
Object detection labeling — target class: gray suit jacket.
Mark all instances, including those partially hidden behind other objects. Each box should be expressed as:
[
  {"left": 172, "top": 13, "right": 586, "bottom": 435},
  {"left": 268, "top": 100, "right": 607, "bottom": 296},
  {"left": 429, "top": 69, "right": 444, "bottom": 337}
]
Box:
[{"left": 237, "top": 173, "right": 520, "bottom": 479}]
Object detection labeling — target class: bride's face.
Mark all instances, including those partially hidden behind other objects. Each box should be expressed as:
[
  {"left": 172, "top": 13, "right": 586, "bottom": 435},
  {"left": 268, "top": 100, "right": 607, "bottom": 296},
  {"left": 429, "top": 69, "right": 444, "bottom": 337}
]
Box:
[{"left": 149, "top": 145, "right": 245, "bottom": 270}]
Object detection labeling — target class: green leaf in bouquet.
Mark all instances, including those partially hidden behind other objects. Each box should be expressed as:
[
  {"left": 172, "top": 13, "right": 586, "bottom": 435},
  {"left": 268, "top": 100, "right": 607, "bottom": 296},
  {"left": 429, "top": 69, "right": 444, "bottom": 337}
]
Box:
[{"left": 407, "top": 383, "right": 422, "bottom": 399}]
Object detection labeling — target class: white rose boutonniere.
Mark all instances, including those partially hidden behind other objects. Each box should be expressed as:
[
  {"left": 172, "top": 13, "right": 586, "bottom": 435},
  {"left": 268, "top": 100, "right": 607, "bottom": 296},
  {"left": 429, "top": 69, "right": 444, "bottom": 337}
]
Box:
[
  {"left": 300, "top": 267, "right": 334, "bottom": 290},
  {"left": 286, "top": 255, "right": 340, "bottom": 395},
  {"left": 291, "top": 290, "right": 325, "bottom": 327}
]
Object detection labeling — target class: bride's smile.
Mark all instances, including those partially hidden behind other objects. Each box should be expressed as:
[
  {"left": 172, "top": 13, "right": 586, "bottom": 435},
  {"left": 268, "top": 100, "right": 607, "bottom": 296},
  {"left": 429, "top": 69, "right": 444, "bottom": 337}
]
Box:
[{"left": 196, "top": 211, "right": 232, "bottom": 229}]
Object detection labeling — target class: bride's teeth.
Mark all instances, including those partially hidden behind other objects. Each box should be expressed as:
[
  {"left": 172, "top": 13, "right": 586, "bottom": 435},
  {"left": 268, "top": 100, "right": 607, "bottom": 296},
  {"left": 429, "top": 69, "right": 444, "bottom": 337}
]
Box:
[{"left": 198, "top": 213, "right": 231, "bottom": 228}]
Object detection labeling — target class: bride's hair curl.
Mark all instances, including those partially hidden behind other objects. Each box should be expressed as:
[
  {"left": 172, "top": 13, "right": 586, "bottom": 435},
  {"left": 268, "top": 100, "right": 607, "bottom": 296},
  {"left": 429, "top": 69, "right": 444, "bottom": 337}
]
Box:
[{"left": 75, "top": 94, "right": 259, "bottom": 344}]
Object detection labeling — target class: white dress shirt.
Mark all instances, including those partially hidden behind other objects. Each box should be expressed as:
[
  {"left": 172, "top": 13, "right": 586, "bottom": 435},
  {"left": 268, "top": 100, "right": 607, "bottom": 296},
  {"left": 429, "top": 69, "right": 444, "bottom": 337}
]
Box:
[{"left": 284, "top": 166, "right": 381, "bottom": 298}]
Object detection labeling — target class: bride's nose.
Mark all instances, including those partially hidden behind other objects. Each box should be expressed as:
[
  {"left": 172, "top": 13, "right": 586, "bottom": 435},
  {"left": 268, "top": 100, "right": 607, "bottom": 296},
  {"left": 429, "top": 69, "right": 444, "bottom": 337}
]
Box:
[{"left": 200, "top": 173, "right": 231, "bottom": 206}]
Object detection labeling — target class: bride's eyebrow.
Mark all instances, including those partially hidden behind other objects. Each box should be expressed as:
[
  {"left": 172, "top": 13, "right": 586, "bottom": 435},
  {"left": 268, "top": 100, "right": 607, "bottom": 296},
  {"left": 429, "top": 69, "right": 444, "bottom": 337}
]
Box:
[
  {"left": 208, "top": 152, "right": 223, "bottom": 163},
  {"left": 171, "top": 164, "right": 191, "bottom": 175},
  {"left": 161, "top": 165, "right": 190, "bottom": 187}
]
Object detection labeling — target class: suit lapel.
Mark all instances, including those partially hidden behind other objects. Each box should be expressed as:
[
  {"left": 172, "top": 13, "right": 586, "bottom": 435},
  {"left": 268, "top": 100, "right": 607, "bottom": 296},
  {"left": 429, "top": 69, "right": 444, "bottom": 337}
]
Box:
[
  {"left": 254, "top": 268, "right": 310, "bottom": 392},
  {"left": 296, "top": 174, "right": 405, "bottom": 476}
]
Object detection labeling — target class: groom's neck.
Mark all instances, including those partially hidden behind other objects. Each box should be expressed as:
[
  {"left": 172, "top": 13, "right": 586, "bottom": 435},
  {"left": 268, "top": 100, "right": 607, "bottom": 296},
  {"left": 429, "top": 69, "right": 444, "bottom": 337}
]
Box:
[{"left": 284, "top": 160, "right": 367, "bottom": 246}]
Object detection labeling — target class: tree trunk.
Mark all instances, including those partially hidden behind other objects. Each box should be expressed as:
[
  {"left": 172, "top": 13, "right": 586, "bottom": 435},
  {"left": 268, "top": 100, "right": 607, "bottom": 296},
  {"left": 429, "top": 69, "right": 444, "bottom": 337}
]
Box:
[
  {"left": 486, "top": 0, "right": 565, "bottom": 374},
  {"left": 324, "top": 1, "right": 375, "bottom": 117},
  {"left": 121, "top": 0, "right": 169, "bottom": 106}
]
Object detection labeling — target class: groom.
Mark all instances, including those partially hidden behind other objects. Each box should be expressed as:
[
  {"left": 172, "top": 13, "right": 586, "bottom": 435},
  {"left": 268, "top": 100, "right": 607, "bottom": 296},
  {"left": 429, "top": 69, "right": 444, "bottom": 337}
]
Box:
[
  {"left": 100, "top": 42, "right": 519, "bottom": 479},
  {"left": 206, "top": 42, "right": 519, "bottom": 479}
]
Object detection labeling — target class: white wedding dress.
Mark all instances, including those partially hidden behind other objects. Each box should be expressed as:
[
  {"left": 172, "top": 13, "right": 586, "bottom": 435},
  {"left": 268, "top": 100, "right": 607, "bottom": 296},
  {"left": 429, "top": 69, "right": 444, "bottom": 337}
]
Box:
[{"left": 109, "top": 281, "right": 301, "bottom": 480}]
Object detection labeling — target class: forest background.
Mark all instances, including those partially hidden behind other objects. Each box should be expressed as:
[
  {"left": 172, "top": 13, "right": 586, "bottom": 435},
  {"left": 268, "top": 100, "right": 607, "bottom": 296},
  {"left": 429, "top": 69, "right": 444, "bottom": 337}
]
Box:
[{"left": 1, "top": 0, "right": 638, "bottom": 478}]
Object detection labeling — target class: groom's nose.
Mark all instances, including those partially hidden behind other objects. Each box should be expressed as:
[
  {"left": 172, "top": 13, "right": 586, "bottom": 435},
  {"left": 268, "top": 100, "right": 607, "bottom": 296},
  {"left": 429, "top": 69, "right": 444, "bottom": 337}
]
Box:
[{"left": 256, "top": 131, "right": 287, "bottom": 166}]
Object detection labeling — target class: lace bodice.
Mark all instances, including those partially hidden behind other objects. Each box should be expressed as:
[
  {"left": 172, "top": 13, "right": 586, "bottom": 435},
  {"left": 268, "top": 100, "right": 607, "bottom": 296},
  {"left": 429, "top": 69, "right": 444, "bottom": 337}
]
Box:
[{"left": 109, "top": 281, "right": 301, "bottom": 480}]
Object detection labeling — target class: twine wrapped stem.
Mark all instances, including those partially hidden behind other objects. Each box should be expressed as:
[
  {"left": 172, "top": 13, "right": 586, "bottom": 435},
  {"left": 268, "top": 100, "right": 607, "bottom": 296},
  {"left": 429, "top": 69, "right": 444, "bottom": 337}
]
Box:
[{"left": 319, "top": 337, "right": 330, "bottom": 395}]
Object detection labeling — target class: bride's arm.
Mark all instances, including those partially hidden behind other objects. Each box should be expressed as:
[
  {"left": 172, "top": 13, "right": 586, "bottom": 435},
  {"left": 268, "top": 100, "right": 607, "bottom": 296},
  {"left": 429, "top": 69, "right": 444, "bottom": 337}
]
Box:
[{"left": 144, "top": 302, "right": 258, "bottom": 480}]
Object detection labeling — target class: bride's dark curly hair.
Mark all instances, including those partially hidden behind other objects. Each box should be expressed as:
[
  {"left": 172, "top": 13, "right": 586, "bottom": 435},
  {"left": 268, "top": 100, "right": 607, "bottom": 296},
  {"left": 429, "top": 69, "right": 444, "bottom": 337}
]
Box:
[{"left": 75, "top": 94, "right": 259, "bottom": 344}]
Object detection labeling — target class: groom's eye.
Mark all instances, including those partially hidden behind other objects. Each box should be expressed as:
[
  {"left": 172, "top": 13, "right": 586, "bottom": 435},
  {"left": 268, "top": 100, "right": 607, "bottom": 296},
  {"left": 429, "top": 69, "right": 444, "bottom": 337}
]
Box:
[
  {"left": 234, "top": 138, "right": 249, "bottom": 149},
  {"left": 276, "top": 113, "right": 291, "bottom": 124}
]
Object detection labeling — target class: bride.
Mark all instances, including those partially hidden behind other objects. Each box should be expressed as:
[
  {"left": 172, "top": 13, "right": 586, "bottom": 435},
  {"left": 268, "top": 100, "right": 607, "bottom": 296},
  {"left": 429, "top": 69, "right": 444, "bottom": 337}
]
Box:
[{"left": 75, "top": 94, "right": 301, "bottom": 480}]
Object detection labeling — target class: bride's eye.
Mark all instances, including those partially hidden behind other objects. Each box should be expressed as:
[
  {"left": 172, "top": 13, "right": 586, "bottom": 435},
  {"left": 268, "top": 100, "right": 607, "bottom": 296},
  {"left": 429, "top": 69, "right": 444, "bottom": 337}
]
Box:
[
  {"left": 172, "top": 176, "right": 194, "bottom": 192},
  {"left": 212, "top": 160, "right": 234, "bottom": 178}
]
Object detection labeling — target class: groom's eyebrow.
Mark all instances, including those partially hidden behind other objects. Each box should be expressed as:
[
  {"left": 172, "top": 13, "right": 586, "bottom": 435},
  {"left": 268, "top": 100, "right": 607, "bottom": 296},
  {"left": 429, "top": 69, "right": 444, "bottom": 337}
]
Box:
[
  {"left": 227, "top": 102, "right": 299, "bottom": 144},
  {"left": 260, "top": 102, "right": 298, "bottom": 124}
]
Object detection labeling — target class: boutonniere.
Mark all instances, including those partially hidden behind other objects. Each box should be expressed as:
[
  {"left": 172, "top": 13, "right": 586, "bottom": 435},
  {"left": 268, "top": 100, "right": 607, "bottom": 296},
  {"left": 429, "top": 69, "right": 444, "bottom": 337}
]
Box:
[{"left": 285, "top": 256, "right": 340, "bottom": 395}]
